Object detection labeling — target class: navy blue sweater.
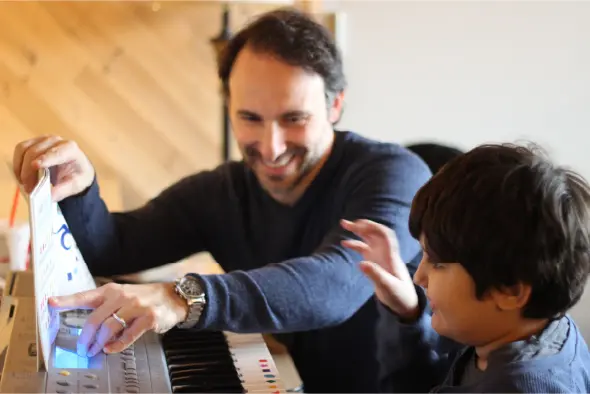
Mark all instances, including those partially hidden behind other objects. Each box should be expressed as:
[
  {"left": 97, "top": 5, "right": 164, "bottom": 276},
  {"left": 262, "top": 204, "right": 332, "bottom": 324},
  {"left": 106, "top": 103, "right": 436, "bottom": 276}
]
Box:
[
  {"left": 59, "top": 130, "right": 431, "bottom": 393},
  {"left": 377, "top": 287, "right": 590, "bottom": 393}
]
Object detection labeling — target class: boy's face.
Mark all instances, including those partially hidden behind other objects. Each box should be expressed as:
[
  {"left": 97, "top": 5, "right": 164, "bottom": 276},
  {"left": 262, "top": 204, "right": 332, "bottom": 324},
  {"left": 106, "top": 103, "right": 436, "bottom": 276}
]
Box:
[{"left": 413, "top": 238, "right": 529, "bottom": 346}]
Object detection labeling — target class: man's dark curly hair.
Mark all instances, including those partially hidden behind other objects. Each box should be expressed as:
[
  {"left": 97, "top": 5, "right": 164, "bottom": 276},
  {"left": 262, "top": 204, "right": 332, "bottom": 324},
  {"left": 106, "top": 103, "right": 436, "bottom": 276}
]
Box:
[{"left": 218, "top": 7, "right": 346, "bottom": 107}]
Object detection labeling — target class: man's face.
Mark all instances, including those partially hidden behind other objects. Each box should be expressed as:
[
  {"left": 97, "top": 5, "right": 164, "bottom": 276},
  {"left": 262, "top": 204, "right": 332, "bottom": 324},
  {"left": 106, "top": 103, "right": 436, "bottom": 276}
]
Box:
[{"left": 227, "top": 46, "right": 343, "bottom": 201}]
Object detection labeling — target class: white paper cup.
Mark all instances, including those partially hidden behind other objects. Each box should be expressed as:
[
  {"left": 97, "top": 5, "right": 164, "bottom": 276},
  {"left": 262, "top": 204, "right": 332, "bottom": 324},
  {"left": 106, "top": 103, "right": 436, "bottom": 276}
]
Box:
[{"left": 0, "top": 219, "right": 30, "bottom": 275}]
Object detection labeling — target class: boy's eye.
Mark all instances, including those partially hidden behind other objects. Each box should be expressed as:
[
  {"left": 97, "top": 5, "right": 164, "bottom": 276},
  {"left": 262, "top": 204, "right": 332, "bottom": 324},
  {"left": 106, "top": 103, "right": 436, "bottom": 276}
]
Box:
[{"left": 426, "top": 259, "right": 445, "bottom": 269}]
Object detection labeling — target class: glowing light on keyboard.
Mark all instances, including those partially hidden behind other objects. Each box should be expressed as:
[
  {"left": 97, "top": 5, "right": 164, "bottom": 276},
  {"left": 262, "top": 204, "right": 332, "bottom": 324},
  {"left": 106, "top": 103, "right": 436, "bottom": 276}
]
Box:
[{"left": 54, "top": 346, "right": 89, "bottom": 369}]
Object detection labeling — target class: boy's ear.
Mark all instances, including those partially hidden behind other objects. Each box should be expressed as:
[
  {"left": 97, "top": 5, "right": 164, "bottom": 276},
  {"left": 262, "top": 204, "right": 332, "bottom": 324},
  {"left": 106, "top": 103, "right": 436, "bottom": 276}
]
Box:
[{"left": 491, "top": 283, "right": 532, "bottom": 311}]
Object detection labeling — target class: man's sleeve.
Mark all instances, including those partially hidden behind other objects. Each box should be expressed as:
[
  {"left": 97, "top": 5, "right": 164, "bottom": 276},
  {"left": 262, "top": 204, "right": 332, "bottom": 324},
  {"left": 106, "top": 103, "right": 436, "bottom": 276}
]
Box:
[
  {"left": 193, "top": 150, "right": 433, "bottom": 333},
  {"left": 376, "top": 286, "right": 464, "bottom": 393},
  {"left": 59, "top": 171, "right": 216, "bottom": 277}
]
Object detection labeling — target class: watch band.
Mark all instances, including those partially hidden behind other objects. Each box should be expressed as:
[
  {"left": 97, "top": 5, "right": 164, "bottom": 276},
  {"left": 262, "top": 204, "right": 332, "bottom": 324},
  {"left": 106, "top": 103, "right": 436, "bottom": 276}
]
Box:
[{"left": 177, "top": 298, "right": 205, "bottom": 329}]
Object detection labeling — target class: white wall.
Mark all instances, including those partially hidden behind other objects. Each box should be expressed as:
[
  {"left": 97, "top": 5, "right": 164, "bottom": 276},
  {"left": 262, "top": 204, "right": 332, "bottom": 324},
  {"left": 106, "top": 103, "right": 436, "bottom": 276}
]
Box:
[{"left": 330, "top": 1, "right": 590, "bottom": 338}]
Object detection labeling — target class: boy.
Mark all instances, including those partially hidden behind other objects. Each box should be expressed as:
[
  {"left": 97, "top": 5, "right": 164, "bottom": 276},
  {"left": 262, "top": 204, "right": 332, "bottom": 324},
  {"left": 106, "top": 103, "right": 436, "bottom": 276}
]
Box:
[{"left": 342, "top": 143, "right": 590, "bottom": 392}]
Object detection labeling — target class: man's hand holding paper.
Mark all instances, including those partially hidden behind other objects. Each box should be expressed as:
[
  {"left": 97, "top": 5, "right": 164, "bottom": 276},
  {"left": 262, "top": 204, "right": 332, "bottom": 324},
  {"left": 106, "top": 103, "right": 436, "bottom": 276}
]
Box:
[{"left": 13, "top": 135, "right": 96, "bottom": 202}]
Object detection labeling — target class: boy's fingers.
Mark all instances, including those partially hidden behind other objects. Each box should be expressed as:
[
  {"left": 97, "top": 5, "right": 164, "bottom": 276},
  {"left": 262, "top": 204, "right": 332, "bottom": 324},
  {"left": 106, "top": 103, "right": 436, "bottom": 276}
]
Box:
[
  {"left": 342, "top": 218, "right": 408, "bottom": 275},
  {"left": 360, "top": 260, "right": 400, "bottom": 288},
  {"left": 340, "top": 219, "right": 378, "bottom": 237},
  {"left": 341, "top": 239, "right": 370, "bottom": 254},
  {"left": 355, "top": 219, "right": 392, "bottom": 235},
  {"left": 355, "top": 220, "right": 404, "bottom": 267},
  {"left": 361, "top": 261, "right": 419, "bottom": 319},
  {"left": 341, "top": 219, "right": 396, "bottom": 243},
  {"left": 354, "top": 219, "right": 401, "bottom": 251},
  {"left": 340, "top": 219, "right": 363, "bottom": 235}
]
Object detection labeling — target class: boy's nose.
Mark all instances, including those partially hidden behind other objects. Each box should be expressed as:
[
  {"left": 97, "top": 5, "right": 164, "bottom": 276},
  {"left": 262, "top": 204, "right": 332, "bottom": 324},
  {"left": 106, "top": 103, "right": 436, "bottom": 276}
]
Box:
[{"left": 413, "top": 259, "right": 428, "bottom": 288}]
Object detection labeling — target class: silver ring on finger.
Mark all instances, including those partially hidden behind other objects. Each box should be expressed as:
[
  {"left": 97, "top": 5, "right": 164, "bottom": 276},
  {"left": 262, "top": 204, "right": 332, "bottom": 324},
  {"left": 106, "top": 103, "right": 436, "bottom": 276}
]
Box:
[{"left": 112, "top": 312, "right": 127, "bottom": 329}]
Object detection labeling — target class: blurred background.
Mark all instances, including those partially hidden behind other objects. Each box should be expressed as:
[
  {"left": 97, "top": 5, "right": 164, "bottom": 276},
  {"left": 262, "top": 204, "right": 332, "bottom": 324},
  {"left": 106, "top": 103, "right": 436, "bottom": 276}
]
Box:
[{"left": 1, "top": 0, "right": 589, "bottom": 387}]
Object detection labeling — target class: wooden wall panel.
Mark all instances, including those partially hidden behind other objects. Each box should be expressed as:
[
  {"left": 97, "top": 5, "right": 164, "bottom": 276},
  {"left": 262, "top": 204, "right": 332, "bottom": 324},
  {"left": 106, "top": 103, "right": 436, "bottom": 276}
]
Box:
[
  {"left": 0, "top": 0, "right": 323, "bottom": 282},
  {"left": 294, "top": 0, "right": 322, "bottom": 14},
  {"left": 0, "top": 1, "right": 281, "bottom": 208}
]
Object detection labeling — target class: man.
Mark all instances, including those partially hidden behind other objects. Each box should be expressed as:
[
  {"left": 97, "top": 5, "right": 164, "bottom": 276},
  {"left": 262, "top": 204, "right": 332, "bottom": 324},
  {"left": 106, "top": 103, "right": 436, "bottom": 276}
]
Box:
[{"left": 12, "top": 8, "right": 431, "bottom": 393}]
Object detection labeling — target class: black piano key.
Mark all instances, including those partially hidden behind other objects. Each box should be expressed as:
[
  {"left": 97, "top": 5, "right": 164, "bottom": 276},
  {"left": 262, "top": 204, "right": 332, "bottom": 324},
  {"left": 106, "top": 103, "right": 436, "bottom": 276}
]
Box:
[
  {"left": 167, "top": 360, "right": 235, "bottom": 372},
  {"left": 163, "top": 329, "right": 225, "bottom": 340},
  {"left": 164, "top": 338, "right": 227, "bottom": 345},
  {"left": 169, "top": 364, "right": 237, "bottom": 378},
  {"left": 163, "top": 338, "right": 228, "bottom": 348},
  {"left": 163, "top": 331, "right": 224, "bottom": 339},
  {"left": 171, "top": 373, "right": 243, "bottom": 386},
  {"left": 173, "top": 385, "right": 244, "bottom": 393},
  {"left": 166, "top": 351, "right": 234, "bottom": 364},
  {"left": 170, "top": 370, "right": 240, "bottom": 382},
  {"left": 161, "top": 329, "right": 245, "bottom": 394},
  {"left": 163, "top": 335, "right": 226, "bottom": 343},
  {"left": 164, "top": 342, "right": 229, "bottom": 354},
  {"left": 165, "top": 346, "right": 232, "bottom": 355}
]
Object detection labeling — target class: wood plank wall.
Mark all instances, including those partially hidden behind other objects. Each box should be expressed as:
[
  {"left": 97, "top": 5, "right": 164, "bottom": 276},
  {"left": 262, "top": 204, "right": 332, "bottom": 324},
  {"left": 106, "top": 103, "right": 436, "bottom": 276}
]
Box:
[
  {"left": 0, "top": 1, "right": 282, "bottom": 210},
  {"left": 294, "top": 0, "right": 322, "bottom": 15},
  {"left": 0, "top": 0, "right": 325, "bottom": 277}
]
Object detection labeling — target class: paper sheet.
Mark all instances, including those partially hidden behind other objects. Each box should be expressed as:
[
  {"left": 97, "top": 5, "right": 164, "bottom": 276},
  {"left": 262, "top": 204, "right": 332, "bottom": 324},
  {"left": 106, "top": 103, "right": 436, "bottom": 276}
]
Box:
[
  {"left": 29, "top": 168, "right": 57, "bottom": 369},
  {"left": 27, "top": 168, "right": 97, "bottom": 369},
  {"left": 51, "top": 207, "right": 97, "bottom": 295}
]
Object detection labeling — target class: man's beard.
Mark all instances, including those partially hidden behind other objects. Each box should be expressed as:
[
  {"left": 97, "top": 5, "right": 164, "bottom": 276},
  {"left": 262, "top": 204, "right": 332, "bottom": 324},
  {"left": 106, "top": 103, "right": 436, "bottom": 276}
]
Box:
[{"left": 243, "top": 144, "right": 317, "bottom": 194}]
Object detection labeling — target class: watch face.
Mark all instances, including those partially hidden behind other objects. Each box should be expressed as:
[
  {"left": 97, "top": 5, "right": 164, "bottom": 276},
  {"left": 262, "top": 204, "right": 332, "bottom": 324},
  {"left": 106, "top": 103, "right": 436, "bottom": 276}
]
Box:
[{"left": 179, "top": 276, "right": 203, "bottom": 297}]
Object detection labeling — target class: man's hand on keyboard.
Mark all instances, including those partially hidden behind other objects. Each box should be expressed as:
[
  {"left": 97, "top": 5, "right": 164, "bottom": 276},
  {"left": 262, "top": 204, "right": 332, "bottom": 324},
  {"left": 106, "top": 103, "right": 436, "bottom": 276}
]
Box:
[
  {"left": 48, "top": 282, "right": 189, "bottom": 357},
  {"left": 340, "top": 219, "right": 420, "bottom": 322}
]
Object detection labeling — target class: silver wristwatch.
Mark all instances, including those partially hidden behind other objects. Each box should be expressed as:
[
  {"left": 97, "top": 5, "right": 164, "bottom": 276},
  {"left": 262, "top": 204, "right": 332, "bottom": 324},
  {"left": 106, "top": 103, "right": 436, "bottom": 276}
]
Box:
[{"left": 174, "top": 274, "right": 206, "bottom": 329}]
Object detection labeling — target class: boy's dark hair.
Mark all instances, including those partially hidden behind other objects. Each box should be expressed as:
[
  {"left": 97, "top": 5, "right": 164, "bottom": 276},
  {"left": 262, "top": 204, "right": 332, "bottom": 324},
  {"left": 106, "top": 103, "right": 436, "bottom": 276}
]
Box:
[
  {"left": 409, "top": 143, "right": 590, "bottom": 319},
  {"left": 217, "top": 7, "right": 346, "bottom": 104}
]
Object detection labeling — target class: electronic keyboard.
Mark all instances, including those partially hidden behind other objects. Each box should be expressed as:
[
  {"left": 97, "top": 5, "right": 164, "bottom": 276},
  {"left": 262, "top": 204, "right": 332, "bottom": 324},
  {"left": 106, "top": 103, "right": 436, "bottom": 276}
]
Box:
[{"left": 0, "top": 271, "right": 286, "bottom": 393}]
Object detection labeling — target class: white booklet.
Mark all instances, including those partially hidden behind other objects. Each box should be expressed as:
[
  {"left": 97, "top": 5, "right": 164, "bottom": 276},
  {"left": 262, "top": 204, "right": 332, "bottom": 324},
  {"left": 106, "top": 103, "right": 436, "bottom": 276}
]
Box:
[{"left": 26, "top": 168, "right": 97, "bottom": 370}]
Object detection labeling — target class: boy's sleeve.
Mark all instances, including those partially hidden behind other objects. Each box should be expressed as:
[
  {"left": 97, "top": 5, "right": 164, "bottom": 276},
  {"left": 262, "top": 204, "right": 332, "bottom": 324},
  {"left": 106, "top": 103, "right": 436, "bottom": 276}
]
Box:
[{"left": 376, "top": 285, "right": 464, "bottom": 393}]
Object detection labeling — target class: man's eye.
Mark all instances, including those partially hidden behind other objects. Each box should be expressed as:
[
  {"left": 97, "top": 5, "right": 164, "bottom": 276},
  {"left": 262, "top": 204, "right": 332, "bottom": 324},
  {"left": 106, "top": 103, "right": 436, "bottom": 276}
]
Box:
[
  {"left": 283, "top": 115, "right": 308, "bottom": 125},
  {"left": 238, "top": 113, "right": 261, "bottom": 122}
]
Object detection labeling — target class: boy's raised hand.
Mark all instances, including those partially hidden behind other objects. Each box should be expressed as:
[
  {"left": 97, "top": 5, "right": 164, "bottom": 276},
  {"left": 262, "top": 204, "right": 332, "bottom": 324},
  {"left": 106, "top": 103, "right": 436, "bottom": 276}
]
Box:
[{"left": 341, "top": 219, "right": 420, "bottom": 321}]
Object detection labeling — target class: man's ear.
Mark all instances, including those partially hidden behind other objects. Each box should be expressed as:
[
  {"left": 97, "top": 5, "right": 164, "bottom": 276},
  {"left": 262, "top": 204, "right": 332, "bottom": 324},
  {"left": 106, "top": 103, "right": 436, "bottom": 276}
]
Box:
[
  {"left": 491, "top": 283, "right": 532, "bottom": 312},
  {"left": 329, "top": 90, "right": 346, "bottom": 124}
]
